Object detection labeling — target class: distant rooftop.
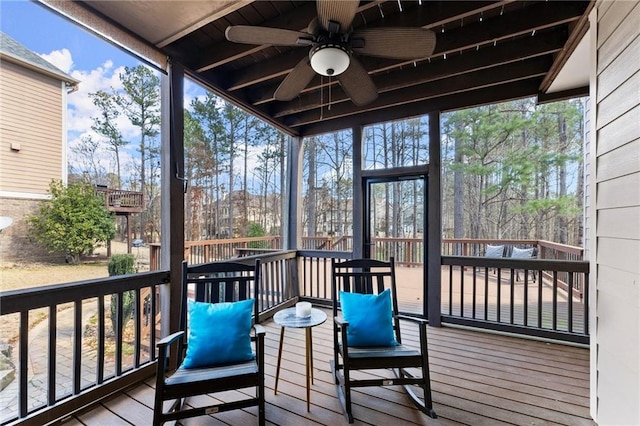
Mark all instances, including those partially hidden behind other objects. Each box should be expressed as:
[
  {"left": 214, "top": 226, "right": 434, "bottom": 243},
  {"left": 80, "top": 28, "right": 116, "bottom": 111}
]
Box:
[{"left": 0, "top": 31, "right": 79, "bottom": 87}]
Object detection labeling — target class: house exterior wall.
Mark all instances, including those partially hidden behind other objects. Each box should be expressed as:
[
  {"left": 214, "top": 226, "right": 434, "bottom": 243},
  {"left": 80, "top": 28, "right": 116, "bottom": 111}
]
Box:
[
  {"left": 0, "top": 59, "right": 66, "bottom": 197},
  {"left": 589, "top": 1, "right": 640, "bottom": 424},
  {"left": 582, "top": 98, "right": 591, "bottom": 257},
  {"left": 0, "top": 56, "right": 69, "bottom": 264},
  {"left": 0, "top": 197, "right": 62, "bottom": 264}
]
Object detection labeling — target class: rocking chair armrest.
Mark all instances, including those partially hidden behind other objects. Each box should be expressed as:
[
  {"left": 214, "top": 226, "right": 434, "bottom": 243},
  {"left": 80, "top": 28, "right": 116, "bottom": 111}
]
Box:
[
  {"left": 156, "top": 331, "right": 185, "bottom": 349},
  {"left": 252, "top": 324, "right": 266, "bottom": 337},
  {"left": 396, "top": 314, "right": 428, "bottom": 326},
  {"left": 334, "top": 316, "right": 349, "bottom": 329},
  {"left": 155, "top": 331, "right": 185, "bottom": 380}
]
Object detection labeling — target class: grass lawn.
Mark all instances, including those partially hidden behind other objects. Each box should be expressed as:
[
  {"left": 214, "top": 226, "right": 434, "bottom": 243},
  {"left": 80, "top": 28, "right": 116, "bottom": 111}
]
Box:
[
  {"left": 0, "top": 241, "right": 149, "bottom": 292},
  {"left": 0, "top": 262, "right": 109, "bottom": 292}
]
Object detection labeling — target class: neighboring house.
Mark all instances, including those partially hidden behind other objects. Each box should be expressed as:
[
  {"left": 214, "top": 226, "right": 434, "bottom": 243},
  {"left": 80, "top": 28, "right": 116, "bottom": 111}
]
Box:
[{"left": 0, "top": 31, "right": 79, "bottom": 264}]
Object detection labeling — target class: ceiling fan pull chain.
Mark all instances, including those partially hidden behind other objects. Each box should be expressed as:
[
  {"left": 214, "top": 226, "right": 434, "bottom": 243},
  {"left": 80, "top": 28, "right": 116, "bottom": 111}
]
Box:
[
  {"left": 328, "top": 77, "right": 332, "bottom": 111},
  {"left": 320, "top": 75, "right": 324, "bottom": 120}
]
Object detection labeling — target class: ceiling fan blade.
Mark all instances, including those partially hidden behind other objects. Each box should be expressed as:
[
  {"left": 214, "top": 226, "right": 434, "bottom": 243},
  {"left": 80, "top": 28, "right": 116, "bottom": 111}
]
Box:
[
  {"left": 352, "top": 28, "right": 437, "bottom": 59},
  {"left": 316, "top": 0, "right": 359, "bottom": 33},
  {"left": 225, "top": 25, "right": 310, "bottom": 46},
  {"left": 274, "top": 58, "right": 316, "bottom": 101},
  {"left": 337, "top": 57, "right": 378, "bottom": 106}
]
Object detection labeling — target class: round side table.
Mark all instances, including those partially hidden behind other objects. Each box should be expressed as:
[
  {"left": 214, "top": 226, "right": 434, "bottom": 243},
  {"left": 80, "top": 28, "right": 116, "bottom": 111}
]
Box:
[{"left": 273, "top": 307, "right": 327, "bottom": 411}]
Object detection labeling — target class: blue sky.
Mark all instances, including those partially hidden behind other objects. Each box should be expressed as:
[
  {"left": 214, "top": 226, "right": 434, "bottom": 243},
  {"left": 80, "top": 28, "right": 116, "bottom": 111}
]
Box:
[
  {"left": 1, "top": 0, "right": 207, "bottom": 180},
  {"left": 1, "top": 0, "right": 138, "bottom": 71}
]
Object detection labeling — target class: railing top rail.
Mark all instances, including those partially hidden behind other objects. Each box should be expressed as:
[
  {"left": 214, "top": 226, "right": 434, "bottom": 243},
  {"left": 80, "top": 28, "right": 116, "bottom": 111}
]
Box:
[
  {"left": 537, "top": 240, "right": 584, "bottom": 256},
  {"left": 184, "top": 236, "right": 281, "bottom": 246},
  {"left": 442, "top": 255, "right": 589, "bottom": 273},
  {"left": 442, "top": 238, "right": 540, "bottom": 245},
  {"left": 185, "top": 250, "right": 298, "bottom": 268},
  {"left": 0, "top": 271, "right": 170, "bottom": 315},
  {"left": 297, "top": 250, "right": 352, "bottom": 259}
]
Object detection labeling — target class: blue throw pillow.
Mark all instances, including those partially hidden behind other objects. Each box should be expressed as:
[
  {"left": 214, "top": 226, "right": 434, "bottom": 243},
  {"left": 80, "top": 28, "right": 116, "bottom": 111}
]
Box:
[
  {"left": 182, "top": 298, "right": 254, "bottom": 369},
  {"left": 340, "top": 288, "right": 398, "bottom": 347}
]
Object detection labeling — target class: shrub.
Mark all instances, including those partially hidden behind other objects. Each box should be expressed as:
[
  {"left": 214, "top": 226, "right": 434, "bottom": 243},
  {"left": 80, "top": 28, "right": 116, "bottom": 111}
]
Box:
[
  {"left": 247, "top": 222, "right": 267, "bottom": 248},
  {"left": 108, "top": 254, "right": 136, "bottom": 333}
]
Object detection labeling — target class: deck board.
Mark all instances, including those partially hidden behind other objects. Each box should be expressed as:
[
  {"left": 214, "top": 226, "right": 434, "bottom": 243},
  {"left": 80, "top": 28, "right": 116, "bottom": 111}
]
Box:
[{"left": 66, "top": 307, "right": 594, "bottom": 426}]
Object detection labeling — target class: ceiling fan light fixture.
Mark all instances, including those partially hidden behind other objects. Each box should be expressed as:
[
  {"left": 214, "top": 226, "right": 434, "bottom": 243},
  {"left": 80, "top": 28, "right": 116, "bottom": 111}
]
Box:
[{"left": 310, "top": 43, "right": 350, "bottom": 76}]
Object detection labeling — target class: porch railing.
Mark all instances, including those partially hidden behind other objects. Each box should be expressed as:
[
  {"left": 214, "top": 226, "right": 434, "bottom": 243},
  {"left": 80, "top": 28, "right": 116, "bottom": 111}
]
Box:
[
  {"left": 294, "top": 250, "right": 589, "bottom": 344},
  {"left": 0, "top": 272, "right": 169, "bottom": 425},
  {"left": 0, "top": 251, "right": 298, "bottom": 425},
  {"left": 151, "top": 237, "right": 582, "bottom": 270},
  {"left": 1, "top": 246, "right": 588, "bottom": 424},
  {"left": 441, "top": 256, "right": 589, "bottom": 344}
]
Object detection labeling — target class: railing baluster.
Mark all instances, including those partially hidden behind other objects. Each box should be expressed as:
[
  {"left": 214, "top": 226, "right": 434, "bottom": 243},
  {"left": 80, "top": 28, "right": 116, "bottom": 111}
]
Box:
[
  {"left": 537, "top": 271, "right": 543, "bottom": 329},
  {"left": 568, "top": 273, "right": 574, "bottom": 333},
  {"left": 496, "top": 269, "right": 502, "bottom": 322},
  {"left": 19, "top": 310, "right": 28, "bottom": 417},
  {"left": 448, "top": 266, "right": 453, "bottom": 316},
  {"left": 583, "top": 272, "right": 589, "bottom": 334},
  {"left": 315, "top": 257, "right": 320, "bottom": 298},
  {"left": 97, "top": 296, "right": 105, "bottom": 383},
  {"left": 509, "top": 269, "right": 515, "bottom": 324},
  {"left": 484, "top": 268, "right": 489, "bottom": 321},
  {"left": 48, "top": 305, "right": 56, "bottom": 405},
  {"left": 472, "top": 267, "right": 477, "bottom": 319},
  {"left": 74, "top": 300, "right": 82, "bottom": 394},
  {"left": 459, "top": 266, "right": 464, "bottom": 317},
  {"left": 523, "top": 272, "right": 529, "bottom": 327},
  {"left": 134, "top": 288, "right": 141, "bottom": 368},
  {"left": 115, "top": 292, "right": 123, "bottom": 376},
  {"left": 552, "top": 271, "right": 558, "bottom": 331}
]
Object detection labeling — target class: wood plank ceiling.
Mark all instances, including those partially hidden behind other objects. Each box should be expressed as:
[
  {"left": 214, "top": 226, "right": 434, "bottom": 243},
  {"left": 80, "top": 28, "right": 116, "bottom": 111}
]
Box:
[{"left": 70, "top": 1, "right": 592, "bottom": 137}]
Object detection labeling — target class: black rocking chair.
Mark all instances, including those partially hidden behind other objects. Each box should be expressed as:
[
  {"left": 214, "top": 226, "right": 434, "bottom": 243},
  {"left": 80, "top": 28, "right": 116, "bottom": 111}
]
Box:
[
  {"left": 330, "top": 257, "right": 437, "bottom": 423},
  {"left": 153, "top": 260, "right": 265, "bottom": 425}
]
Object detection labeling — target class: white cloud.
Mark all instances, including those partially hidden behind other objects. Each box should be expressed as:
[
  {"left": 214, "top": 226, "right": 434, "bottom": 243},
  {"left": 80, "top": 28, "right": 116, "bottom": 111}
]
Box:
[
  {"left": 40, "top": 48, "right": 73, "bottom": 73},
  {"left": 62, "top": 53, "right": 150, "bottom": 180}
]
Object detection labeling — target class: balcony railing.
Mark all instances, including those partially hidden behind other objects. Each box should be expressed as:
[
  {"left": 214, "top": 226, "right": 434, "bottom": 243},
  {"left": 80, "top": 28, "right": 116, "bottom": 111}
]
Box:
[
  {"left": 94, "top": 187, "right": 144, "bottom": 214},
  {"left": 0, "top": 239, "right": 588, "bottom": 424}
]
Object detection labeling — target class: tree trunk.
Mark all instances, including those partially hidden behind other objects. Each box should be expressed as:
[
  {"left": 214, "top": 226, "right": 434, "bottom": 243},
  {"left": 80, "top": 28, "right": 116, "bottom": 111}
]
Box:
[
  {"left": 453, "top": 133, "right": 464, "bottom": 253},
  {"left": 557, "top": 114, "right": 568, "bottom": 244},
  {"left": 307, "top": 138, "right": 317, "bottom": 237}
]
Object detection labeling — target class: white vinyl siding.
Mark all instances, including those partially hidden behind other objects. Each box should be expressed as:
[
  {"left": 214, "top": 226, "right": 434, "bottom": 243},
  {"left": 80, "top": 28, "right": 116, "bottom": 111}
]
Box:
[
  {"left": 0, "top": 60, "right": 65, "bottom": 195},
  {"left": 591, "top": 1, "right": 640, "bottom": 425}
]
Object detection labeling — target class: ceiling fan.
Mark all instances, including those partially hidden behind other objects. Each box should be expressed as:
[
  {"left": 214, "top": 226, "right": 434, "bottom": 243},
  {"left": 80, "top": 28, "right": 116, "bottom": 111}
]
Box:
[{"left": 225, "top": 0, "right": 436, "bottom": 106}]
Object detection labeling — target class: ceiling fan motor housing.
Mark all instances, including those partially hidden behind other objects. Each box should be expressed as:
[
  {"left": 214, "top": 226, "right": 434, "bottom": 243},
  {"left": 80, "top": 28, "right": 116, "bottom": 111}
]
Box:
[{"left": 310, "top": 43, "right": 350, "bottom": 76}]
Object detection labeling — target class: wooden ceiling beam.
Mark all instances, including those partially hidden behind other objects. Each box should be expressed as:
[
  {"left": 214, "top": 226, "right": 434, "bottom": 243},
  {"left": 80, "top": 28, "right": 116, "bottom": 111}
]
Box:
[
  {"left": 224, "top": 1, "right": 585, "bottom": 93},
  {"left": 192, "top": 0, "right": 501, "bottom": 72},
  {"left": 193, "top": 3, "right": 318, "bottom": 72},
  {"left": 284, "top": 56, "right": 551, "bottom": 128},
  {"left": 296, "top": 78, "right": 543, "bottom": 137},
  {"left": 265, "top": 30, "right": 566, "bottom": 116}
]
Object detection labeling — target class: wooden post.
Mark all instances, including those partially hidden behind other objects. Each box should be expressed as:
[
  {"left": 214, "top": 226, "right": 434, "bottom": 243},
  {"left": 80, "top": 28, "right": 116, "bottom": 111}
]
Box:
[
  {"left": 284, "top": 136, "right": 302, "bottom": 250},
  {"left": 352, "top": 126, "right": 364, "bottom": 259},
  {"left": 427, "top": 111, "right": 442, "bottom": 326},
  {"left": 160, "top": 61, "right": 185, "bottom": 370}
]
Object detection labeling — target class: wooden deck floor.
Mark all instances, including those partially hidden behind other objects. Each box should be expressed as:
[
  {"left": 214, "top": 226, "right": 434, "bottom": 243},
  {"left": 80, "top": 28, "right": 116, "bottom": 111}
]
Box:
[{"left": 61, "top": 308, "right": 594, "bottom": 426}]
